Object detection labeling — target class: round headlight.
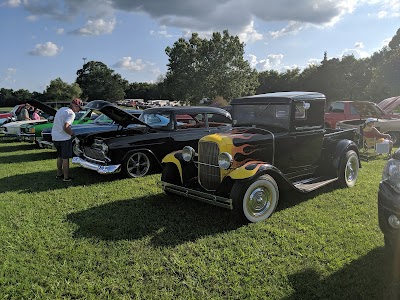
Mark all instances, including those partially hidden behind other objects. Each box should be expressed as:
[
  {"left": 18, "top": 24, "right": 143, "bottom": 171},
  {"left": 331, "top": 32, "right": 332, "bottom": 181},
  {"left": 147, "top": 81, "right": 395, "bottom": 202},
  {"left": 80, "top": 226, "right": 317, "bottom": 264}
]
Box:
[
  {"left": 388, "top": 215, "right": 400, "bottom": 229},
  {"left": 218, "top": 152, "right": 233, "bottom": 170},
  {"left": 182, "top": 146, "right": 195, "bottom": 162}
]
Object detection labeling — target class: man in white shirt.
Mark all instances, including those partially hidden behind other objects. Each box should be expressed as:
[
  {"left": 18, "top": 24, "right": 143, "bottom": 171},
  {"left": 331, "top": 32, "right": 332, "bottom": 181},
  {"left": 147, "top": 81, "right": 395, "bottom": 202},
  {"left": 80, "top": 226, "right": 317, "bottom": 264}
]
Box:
[{"left": 51, "top": 98, "right": 83, "bottom": 181}]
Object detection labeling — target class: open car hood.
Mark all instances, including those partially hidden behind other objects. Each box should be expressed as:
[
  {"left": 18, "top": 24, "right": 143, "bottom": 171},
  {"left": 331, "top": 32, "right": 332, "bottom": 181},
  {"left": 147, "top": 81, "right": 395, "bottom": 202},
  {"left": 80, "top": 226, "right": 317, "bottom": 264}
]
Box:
[
  {"left": 27, "top": 100, "right": 57, "bottom": 116},
  {"left": 377, "top": 96, "right": 400, "bottom": 113},
  {"left": 84, "top": 100, "right": 150, "bottom": 128},
  {"left": 351, "top": 101, "right": 384, "bottom": 118}
]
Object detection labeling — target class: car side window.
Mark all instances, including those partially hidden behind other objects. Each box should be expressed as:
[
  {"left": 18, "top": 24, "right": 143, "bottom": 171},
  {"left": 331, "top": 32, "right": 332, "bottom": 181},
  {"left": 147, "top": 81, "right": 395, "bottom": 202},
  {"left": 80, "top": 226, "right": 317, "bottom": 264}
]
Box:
[
  {"left": 350, "top": 105, "right": 358, "bottom": 115},
  {"left": 207, "top": 113, "right": 231, "bottom": 127},
  {"left": 328, "top": 102, "right": 345, "bottom": 113},
  {"left": 176, "top": 113, "right": 205, "bottom": 129}
]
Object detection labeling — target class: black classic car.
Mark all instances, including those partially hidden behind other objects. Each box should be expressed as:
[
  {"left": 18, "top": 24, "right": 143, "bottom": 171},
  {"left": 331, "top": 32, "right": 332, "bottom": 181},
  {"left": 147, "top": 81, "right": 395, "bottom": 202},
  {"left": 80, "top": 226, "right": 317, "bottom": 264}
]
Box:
[
  {"left": 161, "top": 91, "right": 361, "bottom": 223},
  {"left": 39, "top": 100, "right": 142, "bottom": 149},
  {"left": 72, "top": 104, "right": 232, "bottom": 178},
  {"left": 378, "top": 149, "right": 400, "bottom": 257}
]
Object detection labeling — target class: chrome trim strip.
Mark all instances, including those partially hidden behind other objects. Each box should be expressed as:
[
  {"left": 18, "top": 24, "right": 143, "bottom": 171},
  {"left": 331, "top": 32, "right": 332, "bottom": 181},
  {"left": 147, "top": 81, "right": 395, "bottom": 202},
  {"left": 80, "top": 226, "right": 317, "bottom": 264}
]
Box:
[{"left": 162, "top": 182, "right": 233, "bottom": 210}]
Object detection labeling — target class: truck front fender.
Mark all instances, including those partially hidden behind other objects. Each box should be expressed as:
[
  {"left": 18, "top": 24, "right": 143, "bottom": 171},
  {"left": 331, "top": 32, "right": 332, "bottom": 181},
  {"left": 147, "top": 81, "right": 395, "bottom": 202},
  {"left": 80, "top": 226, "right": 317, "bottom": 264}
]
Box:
[{"left": 162, "top": 151, "right": 184, "bottom": 182}]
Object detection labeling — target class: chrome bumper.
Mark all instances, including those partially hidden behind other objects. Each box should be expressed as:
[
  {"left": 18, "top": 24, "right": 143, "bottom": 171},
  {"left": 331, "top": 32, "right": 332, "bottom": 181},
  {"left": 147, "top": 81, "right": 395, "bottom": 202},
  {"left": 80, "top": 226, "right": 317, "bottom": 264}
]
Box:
[
  {"left": 18, "top": 133, "right": 35, "bottom": 142},
  {"left": 38, "top": 140, "right": 54, "bottom": 149},
  {"left": 161, "top": 181, "right": 233, "bottom": 209},
  {"left": 72, "top": 156, "right": 121, "bottom": 174}
]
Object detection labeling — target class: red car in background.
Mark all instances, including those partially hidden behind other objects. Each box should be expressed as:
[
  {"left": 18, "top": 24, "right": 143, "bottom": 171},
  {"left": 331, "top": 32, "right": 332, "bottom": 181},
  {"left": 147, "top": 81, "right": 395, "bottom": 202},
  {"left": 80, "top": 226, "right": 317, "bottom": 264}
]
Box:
[{"left": 324, "top": 99, "right": 400, "bottom": 129}]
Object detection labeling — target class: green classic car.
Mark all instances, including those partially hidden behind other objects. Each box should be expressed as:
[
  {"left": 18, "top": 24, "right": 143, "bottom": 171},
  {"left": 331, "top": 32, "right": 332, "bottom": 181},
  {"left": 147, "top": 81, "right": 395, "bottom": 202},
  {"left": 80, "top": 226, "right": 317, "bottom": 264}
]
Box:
[{"left": 19, "top": 100, "right": 97, "bottom": 146}]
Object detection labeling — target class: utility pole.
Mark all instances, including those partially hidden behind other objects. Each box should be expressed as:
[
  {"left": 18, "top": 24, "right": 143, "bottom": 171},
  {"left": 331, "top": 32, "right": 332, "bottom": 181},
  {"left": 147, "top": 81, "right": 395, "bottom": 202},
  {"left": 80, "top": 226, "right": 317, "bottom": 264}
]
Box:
[{"left": 82, "top": 57, "right": 87, "bottom": 65}]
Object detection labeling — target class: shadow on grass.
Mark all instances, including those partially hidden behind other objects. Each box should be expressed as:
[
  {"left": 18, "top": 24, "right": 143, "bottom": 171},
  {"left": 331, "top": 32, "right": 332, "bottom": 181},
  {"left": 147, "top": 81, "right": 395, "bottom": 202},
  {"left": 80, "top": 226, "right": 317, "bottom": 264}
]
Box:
[
  {"left": 67, "top": 194, "right": 242, "bottom": 247},
  {"left": 0, "top": 142, "right": 37, "bottom": 152},
  {"left": 277, "top": 181, "right": 338, "bottom": 212},
  {"left": 0, "top": 151, "right": 57, "bottom": 164},
  {"left": 0, "top": 168, "right": 121, "bottom": 193},
  {"left": 284, "top": 247, "right": 400, "bottom": 300}
]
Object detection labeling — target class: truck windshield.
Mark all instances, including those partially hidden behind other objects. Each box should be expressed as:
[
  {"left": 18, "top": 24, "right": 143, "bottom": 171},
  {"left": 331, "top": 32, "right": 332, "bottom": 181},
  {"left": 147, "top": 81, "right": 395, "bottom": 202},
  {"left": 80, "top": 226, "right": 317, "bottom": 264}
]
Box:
[{"left": 232, "top": 104, "right": 290, "bottom": 130}]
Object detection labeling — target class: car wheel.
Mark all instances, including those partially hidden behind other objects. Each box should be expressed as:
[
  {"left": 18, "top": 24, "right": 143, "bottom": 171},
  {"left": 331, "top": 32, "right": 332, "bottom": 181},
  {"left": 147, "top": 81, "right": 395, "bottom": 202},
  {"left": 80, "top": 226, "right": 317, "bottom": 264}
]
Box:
[
  {"left": 161, "top": 163, "right": 181, "bottom": 196},
  {"left": 122, "top": 151, "right": 153, "bottom": 178},
  {"left": 231, "top": 175, "right": 279, "bottom": 223},
  {"left": 338, "top": 150, "right": 359, "bottom": 188},
  {"left": 387, "top": 132, "right": 399, "bottom": 145}
]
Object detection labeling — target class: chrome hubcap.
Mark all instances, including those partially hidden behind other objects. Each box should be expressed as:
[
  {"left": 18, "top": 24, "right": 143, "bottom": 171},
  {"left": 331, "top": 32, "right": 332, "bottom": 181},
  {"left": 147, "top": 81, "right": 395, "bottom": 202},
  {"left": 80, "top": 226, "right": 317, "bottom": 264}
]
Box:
[
  {"left": 345, "top": 156, "right": 358, "bottom": 183},
  {"left": 247, "top": 187, "right": 271, "bottom": 217}
]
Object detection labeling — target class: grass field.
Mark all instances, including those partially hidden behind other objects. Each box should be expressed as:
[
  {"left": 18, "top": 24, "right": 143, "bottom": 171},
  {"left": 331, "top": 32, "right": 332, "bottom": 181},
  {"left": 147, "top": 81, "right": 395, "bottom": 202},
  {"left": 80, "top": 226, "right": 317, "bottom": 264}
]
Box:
[{"left": 0, "top": 141, "right": 399, "bottom": 299}]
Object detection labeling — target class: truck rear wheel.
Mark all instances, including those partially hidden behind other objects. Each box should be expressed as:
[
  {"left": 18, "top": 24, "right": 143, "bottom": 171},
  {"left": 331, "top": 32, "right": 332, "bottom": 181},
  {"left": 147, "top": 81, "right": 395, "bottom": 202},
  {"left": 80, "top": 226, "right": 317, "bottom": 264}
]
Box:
[
  {"left": 231, "top": 175, "right": 279, "bottom": 223},
  {"left": 338, "top": 150, "right": 359, "bottom": 188}
]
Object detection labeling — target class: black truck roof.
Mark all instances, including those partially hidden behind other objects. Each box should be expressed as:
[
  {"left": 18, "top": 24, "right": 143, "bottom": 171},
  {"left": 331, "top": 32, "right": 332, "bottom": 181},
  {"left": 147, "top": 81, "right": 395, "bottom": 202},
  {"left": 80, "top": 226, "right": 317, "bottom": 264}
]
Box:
[{"left": 231, "top": 91, "right": 326, "bottom": 105}]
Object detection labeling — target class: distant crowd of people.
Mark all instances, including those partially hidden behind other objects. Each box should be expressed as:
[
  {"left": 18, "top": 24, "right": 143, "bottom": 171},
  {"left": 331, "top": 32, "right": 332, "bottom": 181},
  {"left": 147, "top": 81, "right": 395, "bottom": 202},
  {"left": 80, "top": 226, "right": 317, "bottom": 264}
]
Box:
[{"left": 17, "top": 103, "right": 41, "bottom": 121}]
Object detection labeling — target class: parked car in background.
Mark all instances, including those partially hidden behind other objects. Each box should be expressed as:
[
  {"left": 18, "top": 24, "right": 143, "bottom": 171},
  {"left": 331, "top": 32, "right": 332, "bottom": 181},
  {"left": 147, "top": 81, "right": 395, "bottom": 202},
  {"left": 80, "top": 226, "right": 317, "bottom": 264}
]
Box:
[
  {"left": 324, "top": 100, "right": 399, "bottom": 129},
  {"left": 0, "top": 101, "right": 54, "bottom": 140},
  {"left": 378, "top": 148, "right": 400, "bottom": 257},
  {"left": 39, "top": 101, "right": 142, "bottom": 149},
  {"left": 161, "top": 91, "right": 361, "bottom": 223},
  {"left": 19, "top": 102, "right": 98, "bottom": 146},
  {"left": 72, "top": 104, "right": 232, "bottom": 178}
]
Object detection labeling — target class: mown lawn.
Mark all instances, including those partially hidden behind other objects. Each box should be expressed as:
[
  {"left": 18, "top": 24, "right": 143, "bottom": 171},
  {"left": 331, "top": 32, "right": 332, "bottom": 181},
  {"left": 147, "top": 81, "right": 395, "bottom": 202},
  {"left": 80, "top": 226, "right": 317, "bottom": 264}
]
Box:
[{"left": 0, "top": 141, "right": 398, "bottom": 299}]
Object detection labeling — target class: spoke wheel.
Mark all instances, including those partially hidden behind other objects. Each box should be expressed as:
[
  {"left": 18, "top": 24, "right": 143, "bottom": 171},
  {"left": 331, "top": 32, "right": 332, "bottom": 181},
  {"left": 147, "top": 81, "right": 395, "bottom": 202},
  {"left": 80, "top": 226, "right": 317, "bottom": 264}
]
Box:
[
  {"left": 122, "top": 151, "right": 152, "bottom": 178},
  {"left": 231, "top": 174, "right": 279, "bottom": 223}
]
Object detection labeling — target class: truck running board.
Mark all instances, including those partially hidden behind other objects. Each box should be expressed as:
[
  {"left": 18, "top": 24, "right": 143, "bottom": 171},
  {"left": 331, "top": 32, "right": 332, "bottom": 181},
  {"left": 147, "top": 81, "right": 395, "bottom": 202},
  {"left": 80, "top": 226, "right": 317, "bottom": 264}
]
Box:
[{"left": 293, "top": 177, "right": 338, "bottom": 192}]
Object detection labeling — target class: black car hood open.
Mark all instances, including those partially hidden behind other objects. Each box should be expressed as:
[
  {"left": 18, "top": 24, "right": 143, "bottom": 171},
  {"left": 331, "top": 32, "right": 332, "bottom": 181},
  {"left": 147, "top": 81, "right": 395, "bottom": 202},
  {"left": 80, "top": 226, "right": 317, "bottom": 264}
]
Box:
[
  {"left": 351, "top": 101, "right": 384, "bottom": 118},
  {"left": 27, "top": 100, "right": 57, "bottom": 116},
  {"left": 84, "top": 100, "right": 150, "bottom": 128},
  {"left": 378, "top": 96, "right": 400, "bottom": 113}
]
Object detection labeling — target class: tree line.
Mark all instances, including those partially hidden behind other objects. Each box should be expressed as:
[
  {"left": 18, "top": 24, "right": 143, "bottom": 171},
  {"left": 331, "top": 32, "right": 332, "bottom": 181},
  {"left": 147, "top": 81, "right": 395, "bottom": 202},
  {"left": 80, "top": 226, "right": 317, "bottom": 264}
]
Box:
[{"left": 1, "top": 28, "right": 399, "bottom": 107}]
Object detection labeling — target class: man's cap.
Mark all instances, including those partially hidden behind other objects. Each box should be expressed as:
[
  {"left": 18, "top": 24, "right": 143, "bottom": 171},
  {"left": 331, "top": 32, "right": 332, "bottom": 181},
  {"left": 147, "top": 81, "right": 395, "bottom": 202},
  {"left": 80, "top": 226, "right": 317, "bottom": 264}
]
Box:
[
  {"left": 71, "top": 98, "right": 84, "bottom": 110},
  {"left": 365, "top": 117, "right": 378, "bottom": 124}
]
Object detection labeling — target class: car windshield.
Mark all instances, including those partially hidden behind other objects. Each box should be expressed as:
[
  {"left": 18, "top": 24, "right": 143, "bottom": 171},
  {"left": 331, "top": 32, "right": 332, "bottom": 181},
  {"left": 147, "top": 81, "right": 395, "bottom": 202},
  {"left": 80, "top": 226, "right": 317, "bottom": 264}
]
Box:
[
  {"left": 140, "top": 113, "right": 171, "bottom": 127},
  {"left": 352, "top": 102, "right": 384, "bottom": 117},
  {"left": 93, "top": 113, "right": 114, "bottom": 124},
  {"left": 74, "top": 110, "right": 89, "bottom": 120},
  {"left": 233, "top": 104, "right": 290, "bottom": 131}
]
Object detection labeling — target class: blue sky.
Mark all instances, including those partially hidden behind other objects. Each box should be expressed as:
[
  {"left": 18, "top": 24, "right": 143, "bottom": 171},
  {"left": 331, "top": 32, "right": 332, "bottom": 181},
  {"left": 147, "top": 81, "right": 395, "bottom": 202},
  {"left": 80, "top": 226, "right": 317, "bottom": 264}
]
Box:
[{"left": 0, "top": 0, "right": 399, "bottom": 93}]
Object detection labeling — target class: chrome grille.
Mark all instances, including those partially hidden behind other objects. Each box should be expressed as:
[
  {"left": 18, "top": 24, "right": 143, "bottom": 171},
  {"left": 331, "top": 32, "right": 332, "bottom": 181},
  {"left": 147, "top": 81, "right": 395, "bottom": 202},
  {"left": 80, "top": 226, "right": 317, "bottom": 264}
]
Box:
[
  {"left": 198, "top": 141, "right": 220, "bottom": 190},
  {"left": 83, "top": 146, "right": 106, "bottom": 162}
]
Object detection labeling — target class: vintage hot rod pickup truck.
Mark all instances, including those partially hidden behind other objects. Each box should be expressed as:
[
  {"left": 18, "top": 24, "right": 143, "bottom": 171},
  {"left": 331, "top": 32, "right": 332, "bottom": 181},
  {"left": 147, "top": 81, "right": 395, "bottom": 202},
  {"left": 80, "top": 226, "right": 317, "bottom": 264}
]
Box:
[{"left": 161, "top": 91, "right": 361, "bottom": 223}]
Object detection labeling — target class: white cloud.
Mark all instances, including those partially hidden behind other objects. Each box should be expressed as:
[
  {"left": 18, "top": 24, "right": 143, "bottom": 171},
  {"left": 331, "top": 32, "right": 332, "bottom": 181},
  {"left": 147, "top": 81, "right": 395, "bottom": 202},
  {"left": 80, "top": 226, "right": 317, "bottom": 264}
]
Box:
[
  {"left": 248, "top": 53, "right": 284, "bottom": 71},
  {"left": 6, "top": 0, "right": 20, "bottom": 8},
  {"left": 269, "top": 21, "right": 308, "bottom": 39},
  {"left": 1, "top": 68, "right": 17, "bottom": 85},
  {"left": 308, "top": 58, "right": 321, "bottom": 66},
  {"left": 113, "top": 57, "right": 147, "bottom": 71},
  {"left": 150, "top": 25, "right": 174, "bottom": 38},
  {"left": 73, "top": 18, "right": 116, "bottom": 36},
  {"left": 354, "top": 41, "right": 364, "bottom": 48},
  {"left": 56, "top": 28, "right": 65, "bottom": 35},
  {"left": 29, "top": 42, "right": 62, "bottom": 56},
  {"left": 239, "top": 20, "right": 263, "bottom": 43},
  {"left": 341, "top": 47, "right": 369, "bottom": 58}
]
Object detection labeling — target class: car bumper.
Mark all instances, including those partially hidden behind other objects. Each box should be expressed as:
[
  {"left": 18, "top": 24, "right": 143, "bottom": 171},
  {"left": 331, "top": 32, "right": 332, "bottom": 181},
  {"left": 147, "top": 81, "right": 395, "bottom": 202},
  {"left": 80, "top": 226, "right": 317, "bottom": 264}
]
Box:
[
  {"left": 378, "top": 181, "right": 400, "bottom": 240},
  {"left": 38, "top": 140, "right": 55, "bottom": 149},
  {"left": 18, "top": 133, "right": 35, "bottom": 142},
  {"left": 72, "top": 156, "right": 121, "bottom": 174}
]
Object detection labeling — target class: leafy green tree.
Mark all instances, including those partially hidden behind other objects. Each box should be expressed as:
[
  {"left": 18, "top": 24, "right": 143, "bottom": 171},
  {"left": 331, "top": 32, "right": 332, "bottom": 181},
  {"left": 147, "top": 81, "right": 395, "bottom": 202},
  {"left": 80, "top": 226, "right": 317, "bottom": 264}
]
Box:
[
  {"left": 13, "top": 89, "right": 32, "bottom": 103},
  {"left": 76, "top": 61, "right": 127, "bottom": 102},
  {"left": 165, "top": 30, "right": 258, "bottom": 104},
  {"left": 389, "top": 28, "right": 400, "bottom": 50},
  {"left": 43, "top": 77, "right": 82, "bottom": 102}
]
